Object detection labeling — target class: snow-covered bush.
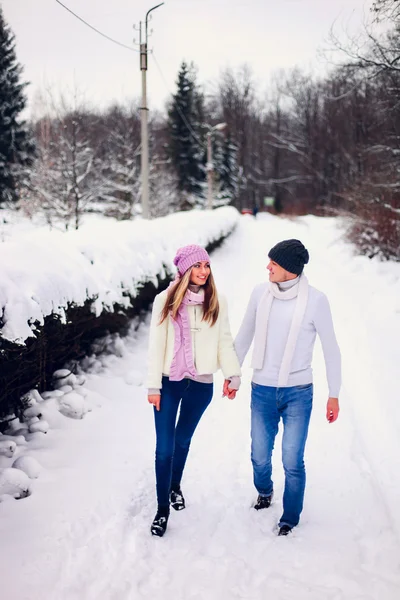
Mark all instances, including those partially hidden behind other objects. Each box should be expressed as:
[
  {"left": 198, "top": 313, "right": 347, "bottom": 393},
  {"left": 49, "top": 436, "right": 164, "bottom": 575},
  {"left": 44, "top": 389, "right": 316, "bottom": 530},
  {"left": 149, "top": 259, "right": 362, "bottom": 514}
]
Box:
[
  {"left": 0, "top": 206, "right": 238, "bottom": 344},
  {"left": 0, "top": 207, "right": 239, "bottom": 420}
]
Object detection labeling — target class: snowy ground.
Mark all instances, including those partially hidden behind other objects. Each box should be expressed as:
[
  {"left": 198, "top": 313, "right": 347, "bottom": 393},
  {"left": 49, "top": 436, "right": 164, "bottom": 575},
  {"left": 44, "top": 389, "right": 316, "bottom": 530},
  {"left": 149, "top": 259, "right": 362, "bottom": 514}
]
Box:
[{"left": 1, "top": 214, "right": 400, "bottom": 600}]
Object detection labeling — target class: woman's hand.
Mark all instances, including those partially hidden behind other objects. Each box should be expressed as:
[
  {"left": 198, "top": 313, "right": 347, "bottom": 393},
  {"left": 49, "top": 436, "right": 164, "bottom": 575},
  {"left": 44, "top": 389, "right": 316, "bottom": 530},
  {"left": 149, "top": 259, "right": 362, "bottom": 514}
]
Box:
[
  {"left": 148, "top": 394, "right": 161, "bottom": 411},
  {"left": 223, "top": 379, "right": 236, "bottom": 400}
]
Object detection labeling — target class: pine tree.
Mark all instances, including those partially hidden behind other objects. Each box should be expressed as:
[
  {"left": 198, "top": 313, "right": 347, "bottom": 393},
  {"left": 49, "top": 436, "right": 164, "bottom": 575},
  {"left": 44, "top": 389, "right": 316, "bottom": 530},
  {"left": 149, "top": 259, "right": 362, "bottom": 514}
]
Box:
[
  {"left": 167, "top": 61, "right": 205, "bottom": 208},
  {"left": 0, "top": 8, "right": 35, "bottom": 205},
  {"left": 215, "top": 133, "right": 239, "bottom": 205}
]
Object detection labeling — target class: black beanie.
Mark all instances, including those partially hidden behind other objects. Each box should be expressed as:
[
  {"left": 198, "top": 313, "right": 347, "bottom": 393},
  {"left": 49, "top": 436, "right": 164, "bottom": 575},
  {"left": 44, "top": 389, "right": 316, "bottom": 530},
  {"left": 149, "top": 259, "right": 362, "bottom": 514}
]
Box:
[{"left": 268, "top": 239, "right": 309, "bottom": 275}]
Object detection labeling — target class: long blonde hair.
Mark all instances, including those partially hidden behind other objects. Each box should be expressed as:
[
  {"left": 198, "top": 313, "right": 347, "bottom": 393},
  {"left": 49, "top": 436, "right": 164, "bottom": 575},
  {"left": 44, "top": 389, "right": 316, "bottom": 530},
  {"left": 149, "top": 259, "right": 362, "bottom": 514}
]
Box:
[{"left": 159, "top": 267, "right": 220, "bottom": 326}]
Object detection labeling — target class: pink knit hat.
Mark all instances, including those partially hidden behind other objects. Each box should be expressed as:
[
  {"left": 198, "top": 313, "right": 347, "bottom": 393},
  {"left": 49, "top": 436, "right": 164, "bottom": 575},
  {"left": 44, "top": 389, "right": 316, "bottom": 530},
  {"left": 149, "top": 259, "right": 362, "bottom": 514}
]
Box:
[{"left": 173, "top": 245, "right": 211, "bottom": 276}]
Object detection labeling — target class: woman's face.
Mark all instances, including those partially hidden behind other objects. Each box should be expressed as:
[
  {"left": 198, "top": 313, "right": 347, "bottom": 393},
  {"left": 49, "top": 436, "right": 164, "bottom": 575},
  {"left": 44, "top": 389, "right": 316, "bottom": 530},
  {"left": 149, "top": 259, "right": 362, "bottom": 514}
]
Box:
[{"left": 190, "top": 261, "right": 211, "bottom": 285}]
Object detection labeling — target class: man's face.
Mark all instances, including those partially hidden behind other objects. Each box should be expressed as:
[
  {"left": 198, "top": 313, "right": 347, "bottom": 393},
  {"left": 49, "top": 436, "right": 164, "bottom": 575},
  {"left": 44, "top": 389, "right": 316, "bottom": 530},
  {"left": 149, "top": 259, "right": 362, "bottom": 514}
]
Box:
[{"left": 267, "top": 259, "right": 296, "bottom": 283}]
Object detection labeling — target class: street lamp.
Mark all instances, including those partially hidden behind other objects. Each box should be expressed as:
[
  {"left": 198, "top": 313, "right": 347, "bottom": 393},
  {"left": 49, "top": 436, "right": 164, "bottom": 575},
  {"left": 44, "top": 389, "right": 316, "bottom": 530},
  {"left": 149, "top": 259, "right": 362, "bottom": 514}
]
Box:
[{"left": 206, "top": 122, "right": 227, "bottom": 210}]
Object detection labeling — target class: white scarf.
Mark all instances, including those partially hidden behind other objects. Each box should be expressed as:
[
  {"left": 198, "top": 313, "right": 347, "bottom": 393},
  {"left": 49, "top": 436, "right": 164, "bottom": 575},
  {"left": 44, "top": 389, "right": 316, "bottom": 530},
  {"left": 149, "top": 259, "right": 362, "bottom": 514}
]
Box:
[{"left": 251, "top": 275, "right": 309, "bottom": 386}]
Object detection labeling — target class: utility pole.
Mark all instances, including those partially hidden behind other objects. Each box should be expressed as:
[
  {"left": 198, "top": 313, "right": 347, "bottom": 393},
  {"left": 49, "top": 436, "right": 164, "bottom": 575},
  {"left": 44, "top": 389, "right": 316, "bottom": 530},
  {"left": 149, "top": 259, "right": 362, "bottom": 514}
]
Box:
[{"left": 138, "top": 3, "right": 164, "bottom": 219}]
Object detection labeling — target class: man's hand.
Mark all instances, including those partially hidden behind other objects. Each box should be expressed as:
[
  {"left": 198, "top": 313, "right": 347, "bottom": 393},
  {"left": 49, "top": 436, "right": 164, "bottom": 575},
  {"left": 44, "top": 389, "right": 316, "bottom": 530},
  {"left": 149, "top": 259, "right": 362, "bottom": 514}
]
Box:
[
  {"left": 148, "top": 394, "right": 161, "bottom": 411},
  {"left": 223, "top": 379, "right": 236, "bottom": 400},
  {"left": 326, "top": 397, "right": 339, "bottom": 423}
]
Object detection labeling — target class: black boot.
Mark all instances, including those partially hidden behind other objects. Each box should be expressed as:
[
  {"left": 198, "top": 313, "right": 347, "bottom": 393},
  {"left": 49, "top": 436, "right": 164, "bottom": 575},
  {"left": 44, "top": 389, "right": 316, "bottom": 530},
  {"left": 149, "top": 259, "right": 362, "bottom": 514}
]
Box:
[
  {"left": 254, "top": 492, "right": 273, "bottom": 510},
  {"left": 170, "top": 485, "right": 185, "bottom": 511},
  {"left": 150, "top": 506, "right": 170, "bottom": 537},
  {"left": 278, "top": 524, "right": 292, "bottom": 536}
]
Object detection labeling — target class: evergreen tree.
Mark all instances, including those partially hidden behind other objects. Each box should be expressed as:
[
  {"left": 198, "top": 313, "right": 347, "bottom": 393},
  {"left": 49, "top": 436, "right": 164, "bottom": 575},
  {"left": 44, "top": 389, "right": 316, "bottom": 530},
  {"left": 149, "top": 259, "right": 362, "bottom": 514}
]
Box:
[
  {"left": 0, "top": 8, "right": 35, "bottom": 205},
  {"left": 167, "top": 61, "right": 205, "bottom": 208},
  {"left": 215, "top": 133, "right": 239, "bottom": 205}
]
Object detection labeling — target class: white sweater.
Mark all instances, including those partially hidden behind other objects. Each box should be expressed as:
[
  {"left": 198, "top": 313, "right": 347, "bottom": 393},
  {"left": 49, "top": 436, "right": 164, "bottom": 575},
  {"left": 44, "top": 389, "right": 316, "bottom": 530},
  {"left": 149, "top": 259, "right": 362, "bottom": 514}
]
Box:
[
  {"left": 234, "top": 282, "right": 341, "bottom": 397},
  {"left": 146, "top": 290, "right": 241, "bottom": 390}
]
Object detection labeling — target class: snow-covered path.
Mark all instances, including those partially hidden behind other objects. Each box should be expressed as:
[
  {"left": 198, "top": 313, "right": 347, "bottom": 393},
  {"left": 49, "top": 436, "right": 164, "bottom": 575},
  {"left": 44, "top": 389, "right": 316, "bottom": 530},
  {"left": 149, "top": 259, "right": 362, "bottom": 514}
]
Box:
[{"left": 1, "top": 215, "right": 400, "bottom": 600}]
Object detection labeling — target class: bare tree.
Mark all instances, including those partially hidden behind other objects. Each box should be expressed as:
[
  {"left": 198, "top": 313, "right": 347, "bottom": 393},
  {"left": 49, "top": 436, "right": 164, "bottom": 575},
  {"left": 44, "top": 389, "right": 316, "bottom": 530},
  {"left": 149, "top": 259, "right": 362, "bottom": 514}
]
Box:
[
  {"left": 372, "top": 0, "right": 400, "bottom": 22},
  {"left": 30, "top": 92, "right": 99, "bottom": 230},
  {"left": 216, "top": 65, "right": 265, "bottom": 210}
]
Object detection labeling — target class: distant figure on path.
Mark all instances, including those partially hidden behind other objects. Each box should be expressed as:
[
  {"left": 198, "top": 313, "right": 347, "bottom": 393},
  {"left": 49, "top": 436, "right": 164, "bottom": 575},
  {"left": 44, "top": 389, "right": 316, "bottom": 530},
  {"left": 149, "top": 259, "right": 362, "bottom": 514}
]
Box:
[
  {"left": 146, "top": 244, "right": 241, "bottom": 537},
  {"left": 234, "top": 239, "right": 341, "bottom": 536}
]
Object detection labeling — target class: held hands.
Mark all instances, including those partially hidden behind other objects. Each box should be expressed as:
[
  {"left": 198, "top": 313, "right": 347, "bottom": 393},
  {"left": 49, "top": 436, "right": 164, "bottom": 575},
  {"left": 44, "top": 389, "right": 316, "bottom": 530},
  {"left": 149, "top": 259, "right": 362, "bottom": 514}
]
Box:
[
  {"left": 148, "top": 394, "right": 161, "bottom": 411},
  {"left": 223, "top": 379, "right": 236, "bottom": 400},
  {"left": 326, "top": 397, "right": 339, "bottom": 423}
]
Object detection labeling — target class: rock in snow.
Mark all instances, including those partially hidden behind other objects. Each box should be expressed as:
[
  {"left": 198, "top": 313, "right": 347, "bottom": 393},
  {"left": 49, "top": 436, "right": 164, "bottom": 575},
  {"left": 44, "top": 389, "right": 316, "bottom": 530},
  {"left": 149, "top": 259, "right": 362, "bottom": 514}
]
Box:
[
  {"left": 28, "top": 421, "right": 50, "bottom": 434},
  {"left": 59, "top": 392, "right": 88, "bottom": 419},
  {"left": 53, "top": 370, "right": 77, "bottom": 389},
  {"left": 0, "top": 440, "right": 17, "bottom": 458},
  {"left": 23, "top": 404, "right": 43, "bottom": 419},
  {"left": 12, "top": 456, "right": 42, "bottom": 479},
  {"left": 0, "top": 468, "right": 31, "bottom": 498}
]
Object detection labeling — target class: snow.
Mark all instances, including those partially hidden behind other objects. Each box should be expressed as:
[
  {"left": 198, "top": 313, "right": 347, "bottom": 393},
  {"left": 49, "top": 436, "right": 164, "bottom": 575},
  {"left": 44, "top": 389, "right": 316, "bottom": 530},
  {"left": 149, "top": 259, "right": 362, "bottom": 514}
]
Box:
[
  {"left": 0, "top": 213, "right": 400, "bottom": 599},
  {"left": 12, "top": 455, "right": 42, "bottom": 479},
  {"left": 0, "top": 467, "right": 31, "bottom": 499},
  {"left": 0, "top": 439, "right": 17, "bottom": 457},
  {"left": 58, "top": 392, "right": 90, "bottom": 420},
  {"left": 0, "top": 206, "right": 239, "bottom": 343}
]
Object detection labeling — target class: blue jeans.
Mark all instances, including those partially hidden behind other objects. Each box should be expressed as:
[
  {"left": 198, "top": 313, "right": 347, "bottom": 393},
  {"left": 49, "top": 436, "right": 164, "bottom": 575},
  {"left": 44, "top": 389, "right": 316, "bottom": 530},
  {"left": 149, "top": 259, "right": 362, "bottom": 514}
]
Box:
[
  {"left": 154, "top": 377, "right": 213, "bottom": 507},
  {"left": 251, "top": 382, "right": 313, "bottom": 528}
]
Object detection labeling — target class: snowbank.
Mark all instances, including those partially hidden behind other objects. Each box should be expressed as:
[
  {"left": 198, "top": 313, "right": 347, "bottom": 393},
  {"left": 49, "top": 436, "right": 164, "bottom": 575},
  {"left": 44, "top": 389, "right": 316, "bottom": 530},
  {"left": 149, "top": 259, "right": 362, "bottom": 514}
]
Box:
[{"left": 0, "top": 207, "right": 239, "bottom": 345}]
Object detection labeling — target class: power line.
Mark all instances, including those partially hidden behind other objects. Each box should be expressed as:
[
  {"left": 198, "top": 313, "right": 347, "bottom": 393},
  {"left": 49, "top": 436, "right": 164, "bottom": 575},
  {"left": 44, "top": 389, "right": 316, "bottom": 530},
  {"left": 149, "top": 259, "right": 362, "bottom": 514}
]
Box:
[
  {"left": 55, "top": 0, "right": 139, "bottom": 53},
  {"left": 151, "top": 52, "right": 206, "bottom": 149}
]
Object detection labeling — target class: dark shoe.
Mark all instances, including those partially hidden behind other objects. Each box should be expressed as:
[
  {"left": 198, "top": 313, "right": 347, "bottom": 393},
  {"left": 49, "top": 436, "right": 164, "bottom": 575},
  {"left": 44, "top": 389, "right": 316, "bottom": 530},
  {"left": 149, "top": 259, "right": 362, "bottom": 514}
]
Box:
[
  {"left": 278, "top": 524, "right": 292, "bottom": 536},
  {"left": 170, "top": 486, "right": 185, "bottom": 511},
  {"left": 254, "top": 493, "right": 273, "bottom": 510},
  {"left": 150, "top": 507, "right": 169, "bottom": 537}
]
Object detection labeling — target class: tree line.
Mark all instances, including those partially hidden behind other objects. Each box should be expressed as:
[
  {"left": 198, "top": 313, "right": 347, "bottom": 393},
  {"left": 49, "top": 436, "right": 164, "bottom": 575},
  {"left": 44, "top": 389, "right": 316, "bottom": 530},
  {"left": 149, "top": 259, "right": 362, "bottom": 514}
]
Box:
[{"left": 0, "top": 1, "right": 399, "bottom": 259}]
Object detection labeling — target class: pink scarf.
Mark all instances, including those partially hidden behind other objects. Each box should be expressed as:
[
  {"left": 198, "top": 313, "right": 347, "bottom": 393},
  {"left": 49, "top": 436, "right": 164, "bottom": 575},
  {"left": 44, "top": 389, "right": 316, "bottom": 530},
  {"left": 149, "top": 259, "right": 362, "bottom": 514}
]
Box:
[{"left": 169, "top": 288, "right": 205, "bottom": 382}]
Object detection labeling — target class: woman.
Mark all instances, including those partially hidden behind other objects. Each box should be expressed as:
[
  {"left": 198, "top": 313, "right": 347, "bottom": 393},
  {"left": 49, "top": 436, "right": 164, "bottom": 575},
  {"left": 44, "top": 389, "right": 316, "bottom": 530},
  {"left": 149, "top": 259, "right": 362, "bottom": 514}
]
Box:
[{"left": 147, "top": 244, "right": 241, "bottom": 537}]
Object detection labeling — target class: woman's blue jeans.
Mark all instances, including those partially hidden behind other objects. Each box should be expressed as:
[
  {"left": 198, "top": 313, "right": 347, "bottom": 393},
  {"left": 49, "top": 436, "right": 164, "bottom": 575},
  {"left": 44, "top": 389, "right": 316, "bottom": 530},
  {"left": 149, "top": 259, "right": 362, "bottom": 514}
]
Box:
[
  {"left": 154, "top": 377, "right": 213, "bottom": 507},
  {"left": 251, "top": 382, "right": 313, "bottom": 528}
]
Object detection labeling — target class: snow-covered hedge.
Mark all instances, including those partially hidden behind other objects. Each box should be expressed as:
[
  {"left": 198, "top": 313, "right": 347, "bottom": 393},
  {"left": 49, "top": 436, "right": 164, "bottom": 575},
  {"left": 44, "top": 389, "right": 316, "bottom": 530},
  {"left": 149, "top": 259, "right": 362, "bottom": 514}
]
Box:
[
  {"left": 0, "top": 207, "right": 239, "bottom": 420},
  {"left": 0, "top": 206, "right": 239, "bottom": 344}
]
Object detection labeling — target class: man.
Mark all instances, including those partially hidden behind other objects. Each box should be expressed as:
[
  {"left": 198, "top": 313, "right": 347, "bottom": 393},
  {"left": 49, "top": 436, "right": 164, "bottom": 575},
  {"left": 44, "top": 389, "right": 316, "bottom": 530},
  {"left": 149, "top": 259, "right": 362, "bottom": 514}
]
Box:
[{"left": 228, "top": 239, "right": 341, "bottom": 536}]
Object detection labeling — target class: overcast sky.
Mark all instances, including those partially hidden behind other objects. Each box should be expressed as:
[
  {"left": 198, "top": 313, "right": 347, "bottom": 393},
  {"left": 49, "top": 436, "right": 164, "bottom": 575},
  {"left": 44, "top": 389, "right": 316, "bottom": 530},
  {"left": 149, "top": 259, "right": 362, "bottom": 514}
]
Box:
[{"left": 3, "top": 0, "right": 375, "bottom": 116}]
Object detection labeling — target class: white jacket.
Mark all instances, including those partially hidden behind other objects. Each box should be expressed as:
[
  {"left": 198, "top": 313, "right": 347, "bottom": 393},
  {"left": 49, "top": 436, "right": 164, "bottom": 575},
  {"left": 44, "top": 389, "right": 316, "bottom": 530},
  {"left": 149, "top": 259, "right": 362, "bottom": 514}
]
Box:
[{"left": 146, "top": 290, "right": 241, "bottom": 390}]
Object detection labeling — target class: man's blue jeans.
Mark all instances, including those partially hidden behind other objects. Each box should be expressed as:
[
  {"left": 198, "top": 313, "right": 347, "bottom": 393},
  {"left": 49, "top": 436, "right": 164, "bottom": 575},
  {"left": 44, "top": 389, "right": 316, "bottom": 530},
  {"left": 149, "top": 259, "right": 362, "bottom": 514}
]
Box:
[
  {"left": 251, "top": 382, "right": 313, "bottom": 528},
  {"left": 154, "top": 376, "right": 213, "bottom": 507}
]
